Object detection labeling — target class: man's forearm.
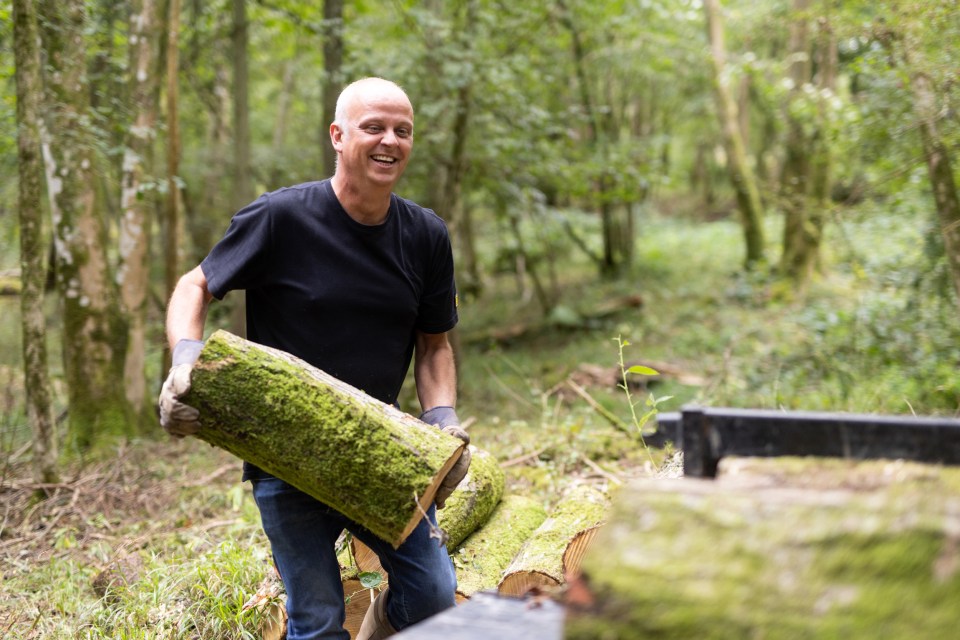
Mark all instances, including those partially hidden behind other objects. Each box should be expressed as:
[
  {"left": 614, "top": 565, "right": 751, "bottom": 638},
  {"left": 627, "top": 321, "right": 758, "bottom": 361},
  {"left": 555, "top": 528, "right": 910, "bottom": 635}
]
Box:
[
  {"left": 414, "top": 332, "right": 457, "bottom": 411},
  {"left": 166, "top": 266, "right": 213, "bottom": 350}
]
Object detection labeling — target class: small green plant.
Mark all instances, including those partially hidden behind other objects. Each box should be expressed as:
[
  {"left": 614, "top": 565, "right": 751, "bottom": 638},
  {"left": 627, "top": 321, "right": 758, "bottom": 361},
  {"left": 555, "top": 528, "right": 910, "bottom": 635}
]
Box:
[{"left": 614, "top": 335, "right": 673, "bottom": 469}]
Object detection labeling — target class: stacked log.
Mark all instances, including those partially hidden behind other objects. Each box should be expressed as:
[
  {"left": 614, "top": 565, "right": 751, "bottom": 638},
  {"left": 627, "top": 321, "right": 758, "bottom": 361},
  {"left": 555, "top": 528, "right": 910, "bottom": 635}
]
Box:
[
  {"left": 183, "top": 330, "right": 465, "bottom": 548},
  {"left": 565, "top": 460, "right": 960, "bottom": 639},
  {"left": 452, "top": 494, "right": 548, "bottom": 598},
  {"left": 498, "top": 483, "right": 610, "bottom": 596}
]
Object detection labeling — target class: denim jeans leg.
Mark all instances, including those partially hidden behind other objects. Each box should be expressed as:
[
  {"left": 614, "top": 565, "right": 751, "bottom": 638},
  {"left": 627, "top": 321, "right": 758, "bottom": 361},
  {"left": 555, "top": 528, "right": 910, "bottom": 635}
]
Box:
[
  {"left": 251, "top": 476, "right": 351, "bottom": 640},
  {"left": 351, "top": 504, "right": 457, "bottom": 630}
]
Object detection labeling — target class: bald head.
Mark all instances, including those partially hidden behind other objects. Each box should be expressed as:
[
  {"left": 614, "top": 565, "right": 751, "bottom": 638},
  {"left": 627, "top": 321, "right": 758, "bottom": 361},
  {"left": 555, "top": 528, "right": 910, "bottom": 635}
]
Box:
[{"left": 334, "top": 77, "right": 413, "bottom": 136}]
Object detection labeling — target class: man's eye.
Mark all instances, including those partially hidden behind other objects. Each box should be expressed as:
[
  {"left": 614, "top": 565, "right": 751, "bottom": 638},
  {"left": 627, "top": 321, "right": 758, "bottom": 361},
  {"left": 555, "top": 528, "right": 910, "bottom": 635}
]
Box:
[
  {"left": 365, "top": 126, "right": 382, "bottom": 133},
  {"left": 397, "top": 129, "right": 411, "bottom": 138}
]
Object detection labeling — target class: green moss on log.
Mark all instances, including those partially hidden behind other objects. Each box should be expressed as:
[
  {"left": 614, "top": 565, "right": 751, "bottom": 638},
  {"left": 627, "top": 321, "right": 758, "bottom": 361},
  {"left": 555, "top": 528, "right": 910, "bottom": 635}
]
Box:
[
  {"left": 566, "top": 462, "right": 960, "bottom": 639},
  {"left": 183, "top": 330, "right": 464, "bottom": 548},
  {"left": 453, "top": 494, "right": 548, "bottom": 597},
  {"left": 499, "top": 483, "right": 609, "bottom": 596},
  {"left": 437, "top": 446, "right": 506, "bottom": 551}
]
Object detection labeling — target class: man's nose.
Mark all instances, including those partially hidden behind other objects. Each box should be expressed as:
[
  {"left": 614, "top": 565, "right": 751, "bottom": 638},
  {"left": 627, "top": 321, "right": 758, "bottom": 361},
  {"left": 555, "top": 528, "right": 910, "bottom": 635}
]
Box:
[{"left": 381, "top": 128, "right": 398, "bottom": 146}]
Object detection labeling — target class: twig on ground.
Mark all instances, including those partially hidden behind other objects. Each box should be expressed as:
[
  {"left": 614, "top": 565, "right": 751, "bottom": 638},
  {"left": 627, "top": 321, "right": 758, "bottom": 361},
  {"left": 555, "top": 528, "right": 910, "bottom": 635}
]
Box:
[
  {"left": 500, "top": 447, "right": 549, "bottom": 468},
  {"left": 578, "top": 453, "right": 623, "bottom": 486}
]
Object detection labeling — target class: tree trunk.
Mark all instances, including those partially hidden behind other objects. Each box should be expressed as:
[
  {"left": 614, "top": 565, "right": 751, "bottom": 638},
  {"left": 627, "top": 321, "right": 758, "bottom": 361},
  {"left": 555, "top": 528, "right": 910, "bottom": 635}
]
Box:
[
  {"left": 321, "top": 0, "right": 344, "bottom": 178},
  {"left": 498, "top": 484, "right": 609, "bottom": 596},
  {"left": 163, "top": 0, "right": 183, "bottom": 377},
  {"left": 38, "top": 0, "right": 133, "bottom": 451},
  {"left": 454, "top": 494, "right": 547, "bottom": 598},
  {"left": 228, "top": 0, "right": 252, "bottom": 338},
  {"left": 911, "top": 71, "right": 960, "bottom": 312},
  {"left": 183, "top": 330, "right": 465, "bottom": 548},
  {"left": 779, "top": 0, "right": 814, "bottom": 282},
  {"left": 14, "top": 0, "right": 58, "bottom": 483},
  {"left": 119, "top": 0, "right": 162, "bottom": 417},
  {"left": 703, "top": 0, "right": 766, "bottom": 268}
]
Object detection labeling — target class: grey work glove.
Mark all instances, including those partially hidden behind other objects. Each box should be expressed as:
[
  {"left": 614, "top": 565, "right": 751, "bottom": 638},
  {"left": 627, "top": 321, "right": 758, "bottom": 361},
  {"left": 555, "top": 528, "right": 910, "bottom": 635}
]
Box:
[
  {"left": 421, "top": 406, "right": 471, "bottom": 509},
  {"left": 158, "top": 339, "right": 204, "bottom": 438}
]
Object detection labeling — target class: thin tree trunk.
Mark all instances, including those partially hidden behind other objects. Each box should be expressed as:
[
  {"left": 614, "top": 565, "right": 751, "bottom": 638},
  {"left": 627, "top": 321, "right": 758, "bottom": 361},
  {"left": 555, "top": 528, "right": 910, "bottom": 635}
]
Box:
[
  {"left": 14, "top": 0, "right": 58, "bottom": 483},
  {"left": 229, "top": 0, "right": 251, "bottom": 338},
  {"left": 704, "top": 0, "right": 766, "bottom": 268},
  {"left": 911, "top": 71, "right": 960, "bottom": 310},
  {"left": 779, "top": 0, "right": 813, "bottom": 281},
  {"left": 119, "top": 0, "right": 162, "bottom": 417},
  {"left": 321, "top": 0, "right": 344, "bottom": 178},
  {"left": 163, "top": 0, "right": 183, "bottom": 374},
  {"left": 38, "top": 0, "right": 133, "bottom": 451},
  {"left": 270, "top": 55, "right": 297, "bottom": 187}
]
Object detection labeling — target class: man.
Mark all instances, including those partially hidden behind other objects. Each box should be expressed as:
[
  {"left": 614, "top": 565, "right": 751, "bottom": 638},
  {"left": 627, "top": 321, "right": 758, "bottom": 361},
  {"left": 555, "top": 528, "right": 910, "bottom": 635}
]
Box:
[{"left": 159, "top": 77, "right": 469, "bottom": 640}]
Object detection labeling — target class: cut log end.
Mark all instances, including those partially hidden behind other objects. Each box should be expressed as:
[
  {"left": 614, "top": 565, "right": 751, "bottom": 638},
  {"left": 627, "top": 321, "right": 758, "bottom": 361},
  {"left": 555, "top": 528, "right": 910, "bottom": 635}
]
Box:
[
  {"left": 562, "top": 525, "right": 601, "bottom": 580},
  {"left": 498, "top": 570, "right": 562, "bottom": 597}
]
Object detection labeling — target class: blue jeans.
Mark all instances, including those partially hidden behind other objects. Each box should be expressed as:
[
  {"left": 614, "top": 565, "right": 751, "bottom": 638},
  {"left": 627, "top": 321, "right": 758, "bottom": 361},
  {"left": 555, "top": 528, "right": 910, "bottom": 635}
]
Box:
[{"left": 251, "top": 476, "right": 457, "bottom": 640}]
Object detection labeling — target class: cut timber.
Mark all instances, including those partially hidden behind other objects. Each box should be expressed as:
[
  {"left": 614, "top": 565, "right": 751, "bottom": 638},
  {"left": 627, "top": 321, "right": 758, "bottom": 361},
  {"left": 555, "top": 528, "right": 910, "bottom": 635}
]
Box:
[
  {"left": 438, "top": 446, "right": 506, "bottom": 550},
  {"left": 498, "top": 483, "right": 609, "bottom": 596},
  {"left": 351, "top": 446, "right": 506, "bottom": 576},
  {"left": 565, "top": 459, "right": 960, "bottom": 639},
  {"left": 184, "top": 330, "right": 465, "bottom": 548},
  {"left": 453, "top": 494, "right": 548, "bottom": 598}
]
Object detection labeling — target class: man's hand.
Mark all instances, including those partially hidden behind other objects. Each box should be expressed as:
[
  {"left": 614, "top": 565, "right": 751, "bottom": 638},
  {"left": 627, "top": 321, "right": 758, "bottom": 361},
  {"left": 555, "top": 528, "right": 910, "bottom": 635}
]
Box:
[
  {"left": 158, "top": 339, "right": 204, "bottom": 438},
  {"left": 421, "top": 406, "right": 471, "bottom": 508}
]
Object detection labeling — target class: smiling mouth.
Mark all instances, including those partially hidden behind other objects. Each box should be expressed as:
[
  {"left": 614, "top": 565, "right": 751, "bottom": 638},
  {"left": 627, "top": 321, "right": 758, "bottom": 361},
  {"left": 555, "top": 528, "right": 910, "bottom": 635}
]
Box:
[{"left": 371, "top": 154, "right": 397, "bottom": 166}]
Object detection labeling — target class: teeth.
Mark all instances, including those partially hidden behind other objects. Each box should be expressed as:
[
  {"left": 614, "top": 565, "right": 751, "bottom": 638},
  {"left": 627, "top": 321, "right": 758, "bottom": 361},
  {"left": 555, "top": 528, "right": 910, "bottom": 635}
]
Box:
[{"left": 372, "top": 155, "right": 395, "bottom": 163}]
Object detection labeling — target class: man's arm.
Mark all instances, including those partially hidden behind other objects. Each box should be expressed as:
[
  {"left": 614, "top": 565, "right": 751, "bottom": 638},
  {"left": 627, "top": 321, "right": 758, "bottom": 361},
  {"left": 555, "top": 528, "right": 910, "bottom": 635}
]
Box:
[
  {"left": 414, "top": 330, "right": 469, "bottom": 508},
  {"left": 413, "top": 330, "right": 457, "bottom": 412},
  {"left": 166, "top": 265, "right": 215, "bottom": 349},
  {"left": 158, "top": 265, "right": 214, "bottom": 438}
]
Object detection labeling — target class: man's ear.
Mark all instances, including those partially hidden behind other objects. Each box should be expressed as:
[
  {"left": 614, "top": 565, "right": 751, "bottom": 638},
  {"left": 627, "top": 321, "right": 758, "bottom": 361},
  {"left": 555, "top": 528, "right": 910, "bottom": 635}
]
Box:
[{"left": 330, "top": 122, "right": 344, "bottom": 151}]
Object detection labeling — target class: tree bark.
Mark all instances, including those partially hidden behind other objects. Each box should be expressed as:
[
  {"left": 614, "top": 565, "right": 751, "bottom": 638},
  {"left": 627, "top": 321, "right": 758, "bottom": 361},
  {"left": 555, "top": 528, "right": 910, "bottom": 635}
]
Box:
[
  {"left": 228, "top": 0, "right": 252, "bottom": 338},
  {"left": 321, "top": 0, "right": 344, "bottom": 178},
  {"left": 119, "top": 0, "right": 162, "bottom": 416},
  {"left": 183, "top": 330, "right": 465, "bottom": 547},
  {"left": 163, "top": 0, "right": 184, "bottom": 376},
  {"left": 14, "top": 0, "right": 58, "bottom": 483},
  {"left": 911, "top": 71, "right": 960, "bottom": 312},
  {"left": 38, "top": 0, "right": 133, "bottom": 450},
  {"left": 498, "top": 484, "right": 609, "bottom": 596},
  {"left": 566, "top": 466, "right": 960, "bottom": 638},
  {"left": 352, "top": 446, "right": 505, "bottom": 577},
  {"left": 703, "top": 0, "right": 766, "bottom": 268},
  {"left": 454, "top": 494, "right": 547, "bottom": 598}
]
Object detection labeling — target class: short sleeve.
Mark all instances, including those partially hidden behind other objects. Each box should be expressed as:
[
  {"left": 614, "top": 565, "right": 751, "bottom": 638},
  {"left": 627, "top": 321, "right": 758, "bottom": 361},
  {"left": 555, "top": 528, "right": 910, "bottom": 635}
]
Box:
[
  {"left": 416, "top": 222, "right": 458, "bottom": 334},
  {"left": 201, "top": 194, "right": 273, "bottom": 300}
]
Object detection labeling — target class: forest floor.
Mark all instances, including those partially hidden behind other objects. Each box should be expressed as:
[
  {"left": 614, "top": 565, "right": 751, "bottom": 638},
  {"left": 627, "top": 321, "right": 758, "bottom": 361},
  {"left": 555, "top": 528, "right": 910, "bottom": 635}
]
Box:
[{"left": 3, "top": 197, "right": 959, "bottom": 637}]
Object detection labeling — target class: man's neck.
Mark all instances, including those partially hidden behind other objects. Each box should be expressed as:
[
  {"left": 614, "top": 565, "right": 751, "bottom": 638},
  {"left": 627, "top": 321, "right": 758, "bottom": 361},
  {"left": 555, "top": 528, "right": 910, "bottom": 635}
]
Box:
[{"left": 330, "top": 174, "right": 393, "bottom": 226}]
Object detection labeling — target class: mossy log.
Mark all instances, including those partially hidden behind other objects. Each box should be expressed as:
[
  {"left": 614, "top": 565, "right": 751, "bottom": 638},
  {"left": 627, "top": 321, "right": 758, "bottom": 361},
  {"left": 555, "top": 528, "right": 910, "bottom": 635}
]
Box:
[
  {"left": 438, "top": 446, "right": 506, "bottom": 550},
  {"left": 183, "top": 330, "right": 465, "bottom": 548},
  {"left": 565, "top": 459, "right": 960, "bottom": 639},
  {"left": 498, "top": 483, "right": 609, "bottom": 596},
  {"left": 351, "top": 445, "right": 505, "bottom": 577},
  {"left": 452, "top": 494, "right": 548, "bottom": 598}
]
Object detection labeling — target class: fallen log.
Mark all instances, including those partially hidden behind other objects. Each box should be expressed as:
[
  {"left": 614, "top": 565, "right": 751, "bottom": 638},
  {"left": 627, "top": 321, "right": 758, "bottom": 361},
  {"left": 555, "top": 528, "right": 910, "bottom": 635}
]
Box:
[
  {"left": 452, "top": 494, "right": 548, "bottom": 598},
  {"left": 438, "top": 446, "right": 506, "bottom": 550},
  {"left": 351, "top": 445, "right": 506, "bottom": 577},
  {"left": 565, "top": 460, "right": 960, "bottom": 639},
  {"left": 183, "top": 330, "right": 465, "bottom": 548},
  {"left": 498, "top": 483, "right": 609, "bottom": 596}
]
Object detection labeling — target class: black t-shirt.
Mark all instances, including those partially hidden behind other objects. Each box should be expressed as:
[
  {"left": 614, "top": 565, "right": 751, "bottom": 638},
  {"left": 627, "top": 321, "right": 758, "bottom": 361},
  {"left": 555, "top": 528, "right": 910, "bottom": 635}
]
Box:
[{"left": 201, "top": 180, "right": 458, "bottom": 477}]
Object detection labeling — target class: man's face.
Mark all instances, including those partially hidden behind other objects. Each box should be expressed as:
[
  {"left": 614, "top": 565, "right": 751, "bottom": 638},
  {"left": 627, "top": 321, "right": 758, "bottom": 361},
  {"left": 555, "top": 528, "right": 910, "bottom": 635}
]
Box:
[{"left": 332, "top": 86, "right": 414, "bottom": 189}]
